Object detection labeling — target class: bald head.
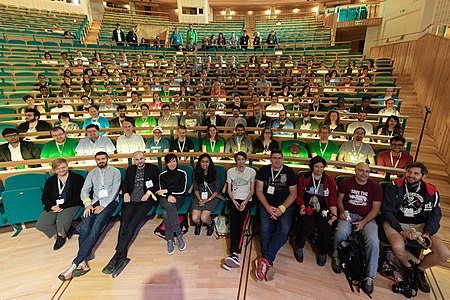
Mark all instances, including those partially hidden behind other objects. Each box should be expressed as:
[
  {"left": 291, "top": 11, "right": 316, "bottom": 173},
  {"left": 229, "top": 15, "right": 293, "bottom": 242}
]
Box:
[
  {"left": 133, "top": 151, "right": 145, "bottom": 168},
  {"left": 355, "top": 162, "right": 370, "bottom": 183}
]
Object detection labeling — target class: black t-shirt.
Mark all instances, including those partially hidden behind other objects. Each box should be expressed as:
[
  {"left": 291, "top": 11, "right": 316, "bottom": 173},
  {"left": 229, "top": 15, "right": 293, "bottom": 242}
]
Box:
[
  {"left": 255, "top": 164, "right": 297, "bottom": 206},
  {"left": 396, "top": 183, "right": 427, "bottom": 225},
  {"left": 170, "top": 138, "right": 195, "bottom": 152},
  {"left": 130, "top": 167, "right": 145, "bottom": 202}
]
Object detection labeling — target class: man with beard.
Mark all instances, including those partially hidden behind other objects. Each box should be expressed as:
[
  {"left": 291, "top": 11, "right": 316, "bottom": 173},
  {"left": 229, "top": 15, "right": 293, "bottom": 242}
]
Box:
[
  {"left": 58, "top": 152, "right": 121, "bottom": 281},
  {"left": 294, "top": 106, "right": 318, "bottom": 138},
  {"left": 377, "top": 136, "right": 413, "bottom": 169},
  {"left": 50, "top": 97, "right": 74, "bottom": 119},
  {"left": 110, "top": 105, "right": 135, "bottom": 129},
  {"left": 17, "top": 108, "right": 52, "bottom": 140},
  {"left": 102, "top": 151, "right": 160, "bottom": 277},
  {"left": 40, "top": 127, "right": 78, "bottom": 159},
  {"left": 338, "top": 127, "right": 375, "bottom": 165},
  {"left": 271, "top": 110, "right": 294, "bottom": 137},
  {"left": 346, "top": 111, "right": 374, "bottom": 134},
  {"left": 225, "top": 124, "right": 253, "bottom": 153},
  {"left": 246, "top": 103, "right": 271, "bottom": 131},
  {"left": 382, "top": 162, "right": 450, "bottom": 294}
]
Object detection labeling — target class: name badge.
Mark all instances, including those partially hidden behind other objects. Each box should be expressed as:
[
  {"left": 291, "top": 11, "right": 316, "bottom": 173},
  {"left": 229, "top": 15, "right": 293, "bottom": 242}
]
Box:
[
  {"left": 99, "top": 189, "right": 109, "bottom": 198},
  {"left": 404, "top": 208, "right": 414, "bottom": 217},
  {"left": 56, "top": 198, "right": 65, "bottom": 205},
  {"left": 145, "top": 180, "right": 153, "bottom": 188},
  {"left": 152, "top": 149, "right": 158, "bottom": 153},
  {"left": 267, "top": 186, "right": 275, "bottom": 195},
  {"left": 201, "top": 192, "right": 208, "bottom": 200}
]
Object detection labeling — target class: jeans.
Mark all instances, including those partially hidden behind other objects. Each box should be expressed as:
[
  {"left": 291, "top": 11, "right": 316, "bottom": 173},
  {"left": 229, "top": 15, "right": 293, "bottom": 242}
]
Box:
[
  {"left": 295, "top": 212, "right": 332, "bottom": 255},
  {"left": 333, "top": 213, "right": 379, "bottom": 278},
  {"left": 228, "top": 199, "right": 251, "bottom": 254},
  {"left": 114, "top": 201, "right": 153, "bottom": 261},
  {"left": 159, "top": 196, "right": 184, "bottom": 240},
  {"left": 73, "top": 201, "right": 118, "bottom": 265},
  {"left": 259, "top": 203, "right": 295, "bottom": 265}
]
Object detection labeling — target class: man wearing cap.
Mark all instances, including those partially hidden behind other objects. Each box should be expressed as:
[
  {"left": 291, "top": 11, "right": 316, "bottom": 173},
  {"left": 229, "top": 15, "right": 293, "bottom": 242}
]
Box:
[{"left": 145, "top": 126, "right": 170, "bottom": 154}]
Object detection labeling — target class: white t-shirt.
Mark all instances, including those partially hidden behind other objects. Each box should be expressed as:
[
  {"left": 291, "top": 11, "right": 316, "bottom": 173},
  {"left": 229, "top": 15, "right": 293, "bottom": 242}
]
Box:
[
  {"left": 227, "top": 167, "right": 256, "bottom": 201},
  {"left": 116, "top": 133, "right": 145, "bottom": 154},
  {"left": 8, "top": 143, "right": 24, "bottom": 161}
]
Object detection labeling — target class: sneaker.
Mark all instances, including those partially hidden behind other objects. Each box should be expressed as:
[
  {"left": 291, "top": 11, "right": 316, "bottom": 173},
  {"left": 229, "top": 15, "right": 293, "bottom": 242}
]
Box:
[
  {"left": 102, "top": 258, "right": 117, "bottom": 274},
  {"left": 255, "top": 258, "right": 269, "bottom": 282},
  {"left": 266, "top": 265, "right": 275, "bottom": 281},
  {"left": 294, "top": 248, "right": 304, "bottom": 263},
  {"left": 73, "top": 260, "right": 91, "bottom": 277},
  {"left": 361, "top": 277, "right": 374, "bottom": 295},
  {"left": 416, "top": 268, "right": 430, "bottom": 293},
  {"left": 194, "top": 223, "right": 202, "bottom": 236},
  {"left": 225, "top": 254, "right": 240, "bottom": 269},
  {"left": 206, "top": 222, "right": 215, "bottom": 236},
  {"left": 167, "top": 239, "right": 175, "bottom": 255},
  {"left": 177, "top": 234, "right": 186, "bottom": 251},
  {"left": 317, "top": 254, "right": 327, "bottom": 267},
  {"left": 222, "top": 262, "right": 233, "bottom": 271},
  {"left": 58, "top": 263, "right": 76, "bottom": 281},
  {"left": 53, "top": 235, "right": 66, "bottom": 251},
  {"left": 332, "top": 257, "right": 342, "bottom": 274}
]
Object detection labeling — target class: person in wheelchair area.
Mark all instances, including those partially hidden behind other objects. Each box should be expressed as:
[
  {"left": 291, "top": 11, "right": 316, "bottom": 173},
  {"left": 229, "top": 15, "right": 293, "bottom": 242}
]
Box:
[{"left": 382, "top": 162, "right": 450, "bottom": 293}]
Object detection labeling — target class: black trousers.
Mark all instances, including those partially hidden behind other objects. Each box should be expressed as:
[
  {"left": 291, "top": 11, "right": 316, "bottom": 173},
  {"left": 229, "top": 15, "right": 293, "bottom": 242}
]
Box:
[
  {"left": 114, "top": 201, "right": 153, "bottom": 260},
  {"left": 228, "top": 199, "right": 251, "bottom": 254},
  {"left": 295, "top": 213, "right": 332, "bottom": 255}
]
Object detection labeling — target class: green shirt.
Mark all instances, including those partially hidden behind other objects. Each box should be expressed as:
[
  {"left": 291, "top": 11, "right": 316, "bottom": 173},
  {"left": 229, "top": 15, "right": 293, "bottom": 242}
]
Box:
[
  {"left": 309, "top": 140, "right": 339, "bottom": 160},
  {"left": 40, "top": 138, "right": 78, "bottom": 159},
  {"left": 187, "top": 29, "right": 198, "bottom": 44},
  {"left": 159, "top": 90, "right": 174, "bottom": 102},
  {"left": 282, "top": 146, "right": 309, "bottom": 165},
  {"left": 135, "top": 116, "right": 157, "bottom": 134},
  {"left": 202, "top": 138, "right": 225, "bottom": 153}
]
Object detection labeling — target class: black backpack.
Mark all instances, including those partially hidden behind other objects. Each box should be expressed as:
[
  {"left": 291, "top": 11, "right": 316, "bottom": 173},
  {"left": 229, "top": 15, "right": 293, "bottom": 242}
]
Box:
[{"left": 337, "top": 232, "right": 371, "bottom": 298}]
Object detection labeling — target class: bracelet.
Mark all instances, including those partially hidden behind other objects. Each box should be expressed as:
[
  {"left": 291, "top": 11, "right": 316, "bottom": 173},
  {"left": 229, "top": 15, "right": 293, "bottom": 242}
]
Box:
[{"left": 278, "top": 205, "right": 286, "bottom": 214}]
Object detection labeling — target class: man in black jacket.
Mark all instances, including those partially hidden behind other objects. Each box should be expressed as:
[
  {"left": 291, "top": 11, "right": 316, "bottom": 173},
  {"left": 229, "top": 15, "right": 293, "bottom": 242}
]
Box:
[
  {"left": 382, "top": 162, "right": 450, "bottom": 293},
  {"left": 0, "top": 127, "right": 41, "bottom": 168},
  {"left": 102, "top": 151, "right": 160, "bottom": 276},
  {"left": 126, "top": 27, "right": 138, "bottom": 47},
  {"left": 112, "top": 23, "right": 125, "bottom": 46},
  {"left": 18, "top": 108, "right": 52, "bottom": 139}
]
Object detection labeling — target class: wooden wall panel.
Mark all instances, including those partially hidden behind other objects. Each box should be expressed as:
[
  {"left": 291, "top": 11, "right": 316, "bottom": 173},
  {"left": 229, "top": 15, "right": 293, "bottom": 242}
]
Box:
[{"left": 370, "top": 40, "right": 417, "bottom": 75}]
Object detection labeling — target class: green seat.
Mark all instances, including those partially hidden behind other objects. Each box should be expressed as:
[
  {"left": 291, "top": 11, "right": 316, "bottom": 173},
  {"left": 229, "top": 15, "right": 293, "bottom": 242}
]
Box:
[
  {"left": 281, "top": 139, "right": 308, "bottom": 152},
  {"left": 2, "top": 187, "right": 44, "bottom": 223},
  {"left": 115, "top": 166, "right": 126, "bottom": 181},
  {"left": 335, "top": 174, "right": 352, "bottom": 185},
  {"left": 0, "top": 108, "right": 17, "bottom": 121},
  {"left": 212, "top": 164, "right": 227, "bottom": 215},
  {"left": 69, "top": 168, "right": 88, "bottom": 178},
  {"left": 4, "top": 172, "right": 47, "bottom": 190}
]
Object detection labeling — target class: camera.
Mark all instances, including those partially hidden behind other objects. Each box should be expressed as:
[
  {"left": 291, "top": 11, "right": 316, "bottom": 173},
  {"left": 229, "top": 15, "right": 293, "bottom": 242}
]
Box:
[{"left": 392, "top": 281, "right": 417, "bottom": 298}]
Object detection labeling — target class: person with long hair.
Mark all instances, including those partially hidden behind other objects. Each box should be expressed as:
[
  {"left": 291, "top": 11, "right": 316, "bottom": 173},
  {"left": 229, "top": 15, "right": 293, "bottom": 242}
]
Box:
[
  {"left": 252, "top": 128, "right": 279, "bottom": 155},
  {"left": 294, "top": 156, "right": 337, "bottom": 266},
  {"left": 323, "top": 110, "right": 345, "bottom": 134},
  {"left": 192, "top": 154, "right": 221, "bottom": 236},
  {"left": 377, "top": 115, "right": 403, "bottom": 139},
  {"left": 202, "top": 124, "right": 225, "bottom": 153}
]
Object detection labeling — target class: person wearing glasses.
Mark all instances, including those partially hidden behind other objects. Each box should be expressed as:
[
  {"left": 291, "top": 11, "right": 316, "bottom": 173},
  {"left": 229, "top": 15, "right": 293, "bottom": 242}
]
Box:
[
  {"left": 0, "top": 127, "right": 41, "bottom": 169},
  {"left": 377, "top": 136, "right": 413, "bottom": 170},
  {"left": 331, "top": 162, "right": 382, "bottom": 296}
]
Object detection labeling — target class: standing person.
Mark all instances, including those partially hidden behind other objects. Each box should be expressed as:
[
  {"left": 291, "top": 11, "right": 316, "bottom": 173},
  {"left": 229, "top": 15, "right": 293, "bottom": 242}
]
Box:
[
  {"left": 332, "top": 162, "right": 383, "bottom": 296},
  {"left": 382, "top": 162, "right": 450, "bottom": 293},
  {"left": 254, "top": 150, "right": 297, "bottom": 282},
  {"left": 126, "top": 27, "right": 138, "bottom": 47},
  {"left": 222, "top": 152, "right": 256, "bottom": 270},
  {"left": 240, "top": 30, "right": 250, "bottom": 50},
  {"left": 192, "top": 154, "right": 221, "bottom": 236},
  {"left": 186, "top": 24, "right": 197, "bottom": 44},
  {"left": 156, "top": 153, "right": 187, "bottom": 255},
  {"left": 58, "top": 152, "right": 121, "bottom": 281},
  {"left": 294, "top": 157, "right": 338, "bottom": 266},
  {"left": 102, "top": 151, "right": 161, "bottom": 276},
  {"left": 36, "top": 158, "right": 84, "bottom": 250},
  {"left": 266, "top": 29, "right": 278, "bottom": 48},
  {"left": 112, "top": 23, "right": 125, "bottom": 46},
  {"left": 170, "top": 27, "right": 183, "bottom": 49}
]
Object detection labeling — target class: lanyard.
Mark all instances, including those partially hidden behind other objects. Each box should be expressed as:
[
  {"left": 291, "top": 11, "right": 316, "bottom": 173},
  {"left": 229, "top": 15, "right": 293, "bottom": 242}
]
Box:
[
  {"left": 58, "top": 177, "right": 67, "bottom": 196},
  {"left": 263, "top": 140, "right": 270, "bottom": 150},
  {"left": 210, "top": 140, "right": 216, "bottom": 151},
  {"left": 312, "top": 176, "right": 322, "bottom": 195},
  {"left": 319, "top": 141, "right": 329, "bottom": 157},
  {"left": 405, "top": 181, "right": 421, "bottom": 195},
  {"left": 271, "top": 166, "right": 283, "bottom": 182},
  {"left": 352, "top": 142, "right": 363, "bottom": 157},
  {"left": 178, "top": 139, "right": 186, "bottom": 152},
  {"left": 390, "top": 151, "right": 402, "bottom": 168},
  {"left": 99, "top": 169, "right": 105, "bottom": 188},
  {"left": 55, "top": 142, "right": 65, "bottom": 156}
]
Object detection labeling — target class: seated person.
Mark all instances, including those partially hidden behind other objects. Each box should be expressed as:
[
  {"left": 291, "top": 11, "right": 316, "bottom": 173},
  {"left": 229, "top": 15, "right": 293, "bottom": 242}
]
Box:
[
  {"left": 36, "top": 158, "right": 84, "bottom": 250},
  {"left": 180, "top": 102, "right": 202, "bottom": 129},
  {"left": 75, "top": 124, "right": 115, "bottom": 156},
  {"left": 332, "top": 162, "right": 382, "bottom": 296},
  {"left": 294, "top": 156, "right": 338, "bottom": 265},
  {"left": 294, "top": 106, "right": 319, "bottom": 138},
  {"left": 18, "top": 108, "right": 52, "bottom": 140},
  {"left": 98, "top": 94, "right": 118, "bottom": 118},
  {"left": 57, "top": 112, "right": 80, "bottom": 138},
  {"left": 285, "top": 95, "right": 302, "bottom": 117},
  {"left": 252, "top": 128, "right": 279, "bottom": 155},
  {"left": 351, "top": 96, "right": 377, "bottom": 114},
  {"left": 378, "top": 98, "right": 400, "bottom": 122},
  {"left": 271, "top": 110, "right": 294, "bottom": 137},
  {"left": 338, "top": 127, "right": 375, "bottom": 165},
  {"left": 309, "top": 126, "right": 339, "bottom": 161},
  {"left": 225, "top": 106, "right": 247, "bottom": 128},
  {"left": 50, "top": 97, "right": 74, "bottom": 119},
  {"left": 225, "top": 124, "right": 253, "bottom": 153},
  {"left": 246, "top": 103, "right": 271, "bottom": 130},
  {"left": 0, "top": 128, "right": 40, "bottom": 169},
  {"left": 202, "top": 125, "right": 225, "bottom": 154},
  {"left": 282, "top": 142, "right": 309, "bottom": 165},
  {"left": 170, "top": 125, "right": 195, "bottom": 153},
  {"left": 20, "top": 95, "right": 46, "bottom": 119},
  {"left": 377, "top": 136, "right": 413, "bottom": 170},
  {"left": 116, "top": 121, "right": 145, "bottom": 154},
  {"left": 322, "top": 110, "right": 345, "bottom": 135},
  {"left": 158, "top": 104, "right": 179, "bottom": 128},
  {"left": 202, "top": 105, "right": 226, "bottom": 127},
  {"left": 82, "top": 106, "right": 110, "bottom": 135},
  {"left": 346, "top": 111, "right": 374, "bottom": 134},
  {"left": 145, "top": 126, "right": 170, "bottom": 154},
  {"left": 192, "top": 154, "right": 222, "bottom": 236},
  {"left": 40, "top": 127, "right": 78, "bottom": 159},
  {"left": 76, "top": 95, "right": 95, "bottom": 118},
  {"left": 265, "top": 95, "right": 285, "bottom": 118},
  {"left": 377, "top": 115, "right": 403, "bottom": 141},
  {"left": 382, "top": 162, "right": 450, "bottom": 293},
  {"left": 110, "top": 105, "right": 135, "bottom": 129},
  {"left": 134, "top": 104, "right": 157, "bottom": 134}
]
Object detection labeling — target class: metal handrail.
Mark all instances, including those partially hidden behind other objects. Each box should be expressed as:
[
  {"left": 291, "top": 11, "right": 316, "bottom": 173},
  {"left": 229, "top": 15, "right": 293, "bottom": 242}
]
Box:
[{"left": 372, "top": 23, "right": 434, "bottom": 44}]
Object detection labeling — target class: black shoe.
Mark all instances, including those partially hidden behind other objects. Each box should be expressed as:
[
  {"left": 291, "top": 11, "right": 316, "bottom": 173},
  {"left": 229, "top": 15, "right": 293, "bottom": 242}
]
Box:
[
  {"left": 416, "top": 268, "right": 430, "bottom": 293},
  {"left": 361, "top": 277, "right": 374, "bottom": 295},
  {"left": 53, "top": 236, "right": 66, "bottom": 250},
  {"left": 317, "top": 254, "right": 327, "bottom": 267},
  {"left": 206, "top": 222, "right": 215, "bottom": 236},
  {"left": 403, "top": 265, "right": 416, "bottom": 290},
  {"left": 294, "top": 248, "right": 304, "bottom": 263},
  {"left": 195, "top": 223, "right": 202, "bottom": 236},
  {"left": 67, "top": 226, "right": 75, "bottom": 239},
  {"left": 332, "top": 257, "right": 342, "bottom": 274},
  {"left": 102, "top": 258, "right": 117, "bottom": 274}
]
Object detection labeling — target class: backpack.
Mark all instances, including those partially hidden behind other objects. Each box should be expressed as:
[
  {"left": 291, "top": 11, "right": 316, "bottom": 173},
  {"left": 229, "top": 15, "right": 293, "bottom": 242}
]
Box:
[
  {"left": 213, "top": 215, "right": 229, "bottom": 238},
  {"left": 337, "top": 232, "right": 371, "bottom": 298},
  {"left": 154, "top": 215, "right": 189, "bottom": 239}
]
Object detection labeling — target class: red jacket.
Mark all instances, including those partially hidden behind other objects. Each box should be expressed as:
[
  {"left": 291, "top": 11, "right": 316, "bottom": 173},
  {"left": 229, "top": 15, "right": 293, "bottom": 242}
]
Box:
[
  {"left": 377, "top": 150, "right": 413, "bottom": 169},
  {"left": 297, "top": 172, "right": 337, "bottom": 208}
]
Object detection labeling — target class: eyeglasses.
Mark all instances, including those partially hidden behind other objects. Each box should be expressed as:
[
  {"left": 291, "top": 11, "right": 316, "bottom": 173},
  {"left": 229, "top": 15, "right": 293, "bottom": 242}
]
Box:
[
  {"left": 4, "top": 134, "right": 18, "bottom": 138},
  {"left": 391, "top": 143, "right": 404, "bottom": 147},
  {"left": 356, "top": 168, "right": 370, "bottom": 174}
]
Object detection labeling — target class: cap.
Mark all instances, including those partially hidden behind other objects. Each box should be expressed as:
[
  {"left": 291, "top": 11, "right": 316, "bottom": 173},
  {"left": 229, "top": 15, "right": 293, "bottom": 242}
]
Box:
[{"left": 152, "top": 126, "right": 163, "bottom": 133}]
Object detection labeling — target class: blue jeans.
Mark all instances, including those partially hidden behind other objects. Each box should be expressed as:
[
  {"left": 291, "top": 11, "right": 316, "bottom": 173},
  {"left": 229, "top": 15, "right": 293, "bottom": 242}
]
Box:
[
  {"left": 333, "top": 213, "right": 379, "bottom": 278},
  {"left": 259, "top": 203, "right": 295, "bottom": 265},
  {"left": 73, "top": 201, "right": 118, "bottom": 265}
]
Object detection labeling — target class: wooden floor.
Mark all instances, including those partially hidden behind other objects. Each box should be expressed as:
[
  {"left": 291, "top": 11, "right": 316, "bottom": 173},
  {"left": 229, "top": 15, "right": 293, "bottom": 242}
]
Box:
[{"left": 0, "top": 216, "right": 447, "bottom": 300}]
